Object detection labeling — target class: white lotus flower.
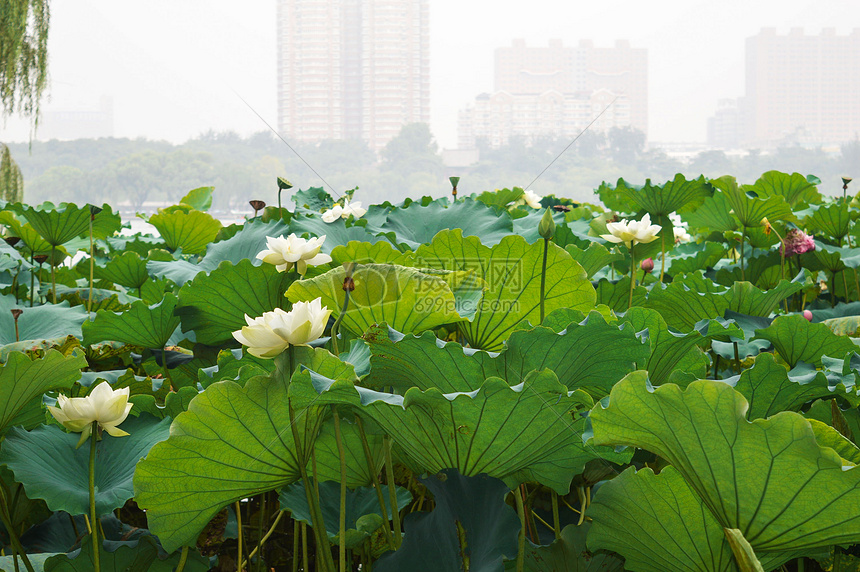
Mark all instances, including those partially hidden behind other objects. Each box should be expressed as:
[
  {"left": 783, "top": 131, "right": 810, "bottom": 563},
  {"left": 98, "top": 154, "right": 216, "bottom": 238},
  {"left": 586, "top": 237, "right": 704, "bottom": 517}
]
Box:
[
  {"left": 256, "top": 234, "right": 333, "bottom": 275},
  {"left": 601, "top": 214, "right": 662, "bottom": 249},
  {"left": 674, "top": 227, "right": 692, "bottom": 243},
  {"left": 47, "top": 382, "right": 133, "bottom": 448},
  {"left": 232, "top": 298, "right": 333, "bottom": 358},
  {"left": 322, "top": 200, "right": 367, "bottom": 223},
  {"left": 517, "top": 189, "right": 542, "bottom": 209}
]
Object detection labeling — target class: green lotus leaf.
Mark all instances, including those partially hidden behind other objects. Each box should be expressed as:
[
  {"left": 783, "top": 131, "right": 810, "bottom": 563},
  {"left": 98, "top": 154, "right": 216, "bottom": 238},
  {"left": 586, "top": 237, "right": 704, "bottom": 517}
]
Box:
[
  {"left": 503, "top": 522, "right": 625, "bottom": 572},
  {"left": 681, "top": 185, "right": 739, "bottom": 234},
  {"left": 310, "top": 415, "right": 384, "bottom": 488},
  {"left": 43, "top": 534, "right": 209, "bottom": 572},
  {"left": 664, "top": 241, "right": 727, "bottom": 276},
  {"left": 293, "top": 186, "right": 334, "bottom": 210},
  {"left": 588, "top": 466, "right": 808, "bottom": 572},
  {"left": 806, "top": 399, "right": 860, "bottom": 443},
  {"left": 596, "top": 178, "right": 640, "bottom": 214},
  {"left": 0, "top": 350, "right": 85, "bottom": 436},
  {"left": 375, "top": 470, "right": 519, "bottom": 572},
  {"left": 179, "top": 186, "right": 214, "bottom": 212},
  {"left": 0, "top": 297, "right": 88, "bottom": 345},
  {"left": 807, "top": 418, "right": 860, "bottom": 465},
  {"left": 56, "top": 288, "right": 131, "bottom": 313},
  {"left": 743, "top": 170, "right": 822, "bottom": 207},
  {"left": 339, "top": 338, "right": 370, "bottom": 378},
  {"left": 19, "top": 203, "right": 91, "bottom": 247},
  {"left": 475, "top": 187, "right": 525, "bottom": 210},
  {"left": 714, "top": 176, "right": 795, "bottom": 228},
  {"left": 415, "top": 230, "right": 595, "bottom": 351},
  {"left": 0, "top": 414, "right": 170, "bottom": 517},
  {"left": 289, "top": 215, "right": 395, "bottom": 251},
  {"left": 752, "top": 314, "right": 858, "bottom": 368},
  {"left": 289, "top": 368, "right": 629, "bottom": 493},
  {"left": 590, "top": 373, "right": 860, "bottom": 552},
  {"left": 808, "top": 202, "right": 851, "bottom": 241},
  {"left": 82, "top": 294, "right": 181, "bottom": 350},
  {"left": 610, "top": 174, "right": 711, "bottom": 216},
  {"left": 148, "top": 209, "right": 222, "bottom": 255},
  {"left": 279, "top": 480, "right": 412, "bottom": 548},
  {"left": 595, "top": 276, "right": 646, "bottom": 313},
  {"left": 512, "top": 208, "right": 566, "bottom": 244},
  {"left": 644, "top": 273, "right": 803, "bottom": 332},
  {"left": 128, "top": 386, "right": 200, "bottom": 420},
  {"left": 146, "top": 218, "right": 290, "bottom": 285},
  {"left": 364, "top": 198, "right": 514, "bottom": 249},
  {"left": 730, "top": 352, "right": 858, "bottom": 419},
  {"left": 287, "top": 263, "right": 481, "bottom": 337},
  {"left": 104, "top": 234, "right": 166, "bottom": 257},
  {"left": 85, "top": 251, "right": 149, "bottom": 290},
  {"left": 364, "top": 311, "right": 648, "bottom": 396},
  {"left": 175, "top": 259, "right": 293, "bottom": 345},
  {"left": 330, "top": 240, "right": 416, "bottom": 266},
  {"left": 564, "top": 242, "right": 623, "bottom": 278},
  {"left": 133, "top": 348, "right": 354, "bottom": 553}
]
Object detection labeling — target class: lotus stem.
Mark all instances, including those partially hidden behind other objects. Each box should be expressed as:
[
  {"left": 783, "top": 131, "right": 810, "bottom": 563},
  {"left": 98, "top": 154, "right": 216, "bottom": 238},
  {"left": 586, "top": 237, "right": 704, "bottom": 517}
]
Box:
[
  {"left": 331, "top": 263, "right": 355, "bottom": 357},
  {"left": 88, "top": 214, "right": 95, "bottom": 313},
  {"left": 12, "top": 260, "right": 20, "bottom": 304},
  {"left": 301, "top": 522, "right": 308, "bottom": 572},
  {"left": 89, "top": 421, "right": 100, "bottom": 572},
  {"left": 331, "top": 407, "right": 348, "bottom": 571},
  {"left": 162, "top": 348, "right": 175, "bottom": 392},
  {"left": 383, "top": 435, "right": 402, "bottom": 549},
  {"left": 50, "top": 245, "right": 56, "bottom": 304},
  {"left": 628, "top": 248, "right": 636, "bottom": 311},
  {"left": 0, "top": 486, "right": 35, "bottom": 572},
  {"left": 551, "top": 490, "right": 561, "bottom": 541},
  {"left": 659, "top": 229, "right": 666, "bottom": 283},
  {"left": 310, "top": 448, "right": 336, "bottom": 572},
  {"left": 242, "top": 510, "right": 285, "bottom": 570},
  {"left": 854, "top": 269, "right": 860, "bottom": 303},
  {"left": 292, "top": 519, "right": 300, "bottom": 572},
  {"left": 356, "top": 416, "right": 395, "bottom": 549},
  {"left": 175, "top": 546, "right": 189, "bottom": 572},
  {"left": 539, "top": 238, "right": 549, "bottom": 324},
  {"left": 29, "top": 254, "right": 34, "bottom": 307},
  {"left": 576, "top": 487, "right": 586, "bottom": 526},
  {"left": 254, "top": 493, "right": 266, "bottom": 572},
  {"left": 842, "top": 271, "right": 849, "bottom": 304},
  {"left": 797, "top": 557, "right": 805, "bottom": 572},
  {"left": 515, "top": 488, "right": 526, "bottom": 572},
  {"left": 235, "top": 501, "right": 243, "bottom": 572},
  {"left": 733, "top": 342, "right": 742, "bottom": 376},
  {"left": 739, "top": 227, "right": 746, "bottom": 282}
]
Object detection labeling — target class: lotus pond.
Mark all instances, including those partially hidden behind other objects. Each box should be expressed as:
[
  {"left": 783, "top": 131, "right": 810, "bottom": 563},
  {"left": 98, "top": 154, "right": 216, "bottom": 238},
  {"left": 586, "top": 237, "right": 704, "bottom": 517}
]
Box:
[{"left": 1, "top": 173, "right": 860, "bottom": 571}]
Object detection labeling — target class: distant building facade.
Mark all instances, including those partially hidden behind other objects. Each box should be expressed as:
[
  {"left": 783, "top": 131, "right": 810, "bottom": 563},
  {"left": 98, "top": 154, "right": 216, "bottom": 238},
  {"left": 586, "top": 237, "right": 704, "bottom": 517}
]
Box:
[
  {"left": 277, "top": 0, "right": 429, "bottom": 151},
  {"left": 458, "top": 39, "right": 647, "bottom": 149},
  {"left": 38, "top": 96, "right": 114, "bottom": 141},
  {"left": 710, "top": 28, "right": 860, "bottom": 149}
]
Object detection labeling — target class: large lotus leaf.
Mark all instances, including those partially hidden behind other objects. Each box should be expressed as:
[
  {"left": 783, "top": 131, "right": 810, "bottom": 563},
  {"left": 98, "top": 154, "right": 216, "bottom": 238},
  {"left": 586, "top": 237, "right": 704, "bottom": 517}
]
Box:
[
  {"left": 290, "top": 368, "right": 628, "bottom": 494},
  {"left": 511, "top": 209, "right": 567, "bottom": 244},
  {"left": 82, "top": 293, "right": 180, "bottom": 350},
  {"left": 596, "top": 178, "right": 640, "bottom": 214},
  {"left": 279, "top": 480, "right": 412, "bottom": 548},
  {"left": 148, "top": 210, "right": 222, "bottom": 255},
  {"left": 0, "top": 297, "right": 87, "bottom": 344},
  {"left": 175, "top": 259, "right": 293, "bottom": 345},
  {"left": 364, "top": 198, "right": 514, "bottom": 249},
  {"left": 0, "top": 414, "right": 169, "bottom": 517},
  {"left": 752, "top": 314, "right": 858, "bottom": 368},
  {"left": 681, "top": 186, "right": 739, "bottom": 234},
  {"left": 330, "top": 240, "right": 416, "bottom": 266},
  {"left": 744, "top": 170, "right": 822, "bottom": 207},
  {"left": 727, "top": 352, "right": 858, "bottom": 419},
  {"left": 815, "top": 242, "right": 860, "bottom": 271},
  {"left": 664, "top": 241, "right": 726, "bottom": 276},
  {"left": 293, "top": 186, "right": 334, "bottom": 210},
  {"left": 564, "top": 242, "right": 623, "bottom": 278},
  {"left": 626, "top": 174, "right": 711, "bottom": 216},
  {"left": 179, "top": 186, "right": 214, "bottom": 212},
  {"left": 644, "top": 273, "right": 803, "bottom": 332},
  {"left": 19, "top": 203, "right": 90, "bottom": 247},
  {"left": 475, "top": 187, "right": 525, "bottom": 210},
  {"left": 146, "top": 219, "right": 291, "bottom": 285},
  {"left": 364, "top": 311, "right": 648, "bottom": 396},
  {"left": 86, "top": 251, "right": 149, "bottom": 290},
  {"left": 290, "top": 215, "right": 396, "bottom": 253},
  {"left": 808, "top": 203, "right": 851, "bottom": 240},
  {"left": 805, "top": 399, "right": 860, "bottom": 445},
  {"left": 0, "top": 350, "right": 85, "bottom": 436},
  {"left": 714, "top": 176, "right": 794, "bottom": 228},
  {"left": 311, "top": 415, "right": 384, "bottom": 488},
  {"left": 415, "top": 230, "right": 595, "bottom": 351},
  {"left": 287, "top": 263, "right": 480, "bottom": 337},
  {"left": 595, "top": 276, "right": 646, "bottom": 313},
  {"left": 588, "top": 466, "right": 807, "bottom": 572},
  {"left": 42, "top": 534, "right": 209, "bottom": 572},
  {"left": 375, "top": 469, "right": 519, "bottom": 572},
  {"left": 590, "top": 373, "right": 860, "bottom": 552},
  {"left": 133, "top": 348, "right": 353, "bottom": 553},
  {"left": 503, "top": 522, "right": 625, "bottom": 572},
  {"left": 617, "top": 307, "right": 724, "bottom": 386}
]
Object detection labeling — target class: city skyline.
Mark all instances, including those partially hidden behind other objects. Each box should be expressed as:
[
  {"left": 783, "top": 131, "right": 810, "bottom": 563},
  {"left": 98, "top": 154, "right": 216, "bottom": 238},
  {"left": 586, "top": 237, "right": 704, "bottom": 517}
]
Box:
[{"left": 0, "top": 1, "right": 858, "bottom": 150}]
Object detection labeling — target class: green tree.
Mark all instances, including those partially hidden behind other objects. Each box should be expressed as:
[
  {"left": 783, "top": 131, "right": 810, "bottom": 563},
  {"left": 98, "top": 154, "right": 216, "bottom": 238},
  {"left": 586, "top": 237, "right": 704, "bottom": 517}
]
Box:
[
  {"left": 380, "top": 123, "right": 443, "bottom": 177},
  {"left": 1, "top": 0, "right": 50, "bottom": 201}
]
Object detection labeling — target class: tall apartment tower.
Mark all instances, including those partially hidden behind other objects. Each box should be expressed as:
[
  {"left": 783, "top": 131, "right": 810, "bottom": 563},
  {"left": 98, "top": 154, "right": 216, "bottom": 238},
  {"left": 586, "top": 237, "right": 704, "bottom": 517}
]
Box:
[
  {"left": 277, "top": 0, "right": 430, "bottom": 151},
  {"left": 745, "top": 28, "right": 860, "bottom": 147}
]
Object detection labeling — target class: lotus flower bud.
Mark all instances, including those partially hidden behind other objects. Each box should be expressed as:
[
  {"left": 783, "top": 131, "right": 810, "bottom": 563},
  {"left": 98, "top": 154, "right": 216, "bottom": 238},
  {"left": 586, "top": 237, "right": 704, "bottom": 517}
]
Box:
[
  {"left": 803, "top": 309, "right": 813, "bottom": 321},
  {"left": 538, "top": 208, "right": 556, "bottom": 240},
  {"left": 640, "top": 258, "right": 654, "bottom": 273}
]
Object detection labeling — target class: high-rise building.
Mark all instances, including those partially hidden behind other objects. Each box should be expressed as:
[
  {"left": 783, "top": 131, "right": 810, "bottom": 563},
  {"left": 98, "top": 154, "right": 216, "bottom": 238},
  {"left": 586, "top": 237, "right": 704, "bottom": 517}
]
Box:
[
  {"left": 277, "top": 0, "right": 429, "bottom": 151},
  {"left": 743, "top": 28, "right": 860, "bottom": 147},
  {"left": 458, "top": 39, "right": 647, "bottom": 149}
]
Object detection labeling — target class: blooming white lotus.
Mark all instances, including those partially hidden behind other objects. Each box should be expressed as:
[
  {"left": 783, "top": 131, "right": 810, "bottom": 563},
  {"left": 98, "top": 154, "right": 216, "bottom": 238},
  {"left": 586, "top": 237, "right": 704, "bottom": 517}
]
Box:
[
  {"left": 232, "top": 298, "right": 333, "bottom": 358},
  {"left": 514, "top": 189, "right": 542, "bottom": 209},
  {"left": 674, "top": 227, "right": 692, "bottom": 243},
  {"left": 322, "top": 199, "right": 367, "bottom": 223},
  {"left": 257, "top": 234, "right": 333, "bottom": 275},
  {"left": 601, "top": 214, "right": 662, "bottom": 248},
  {"left": 47, "top": 382, "right": 133, "bottom": 448}
]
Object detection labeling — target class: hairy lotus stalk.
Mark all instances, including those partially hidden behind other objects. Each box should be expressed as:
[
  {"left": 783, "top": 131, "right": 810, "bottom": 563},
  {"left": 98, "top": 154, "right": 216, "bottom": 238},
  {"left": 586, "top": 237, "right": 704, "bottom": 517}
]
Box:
[
  {"left": 89, "top": 421, "right": 100, "bottom": 572},
  {"left": 332, "top": 407, "right": 348, "bottom": 571}
]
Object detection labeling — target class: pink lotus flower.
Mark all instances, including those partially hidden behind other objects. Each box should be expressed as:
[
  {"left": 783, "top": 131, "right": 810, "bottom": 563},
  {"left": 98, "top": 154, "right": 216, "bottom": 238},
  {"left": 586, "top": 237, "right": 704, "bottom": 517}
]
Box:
[{"left": 782, "top": 229, "right": 815, "bottom": 257}]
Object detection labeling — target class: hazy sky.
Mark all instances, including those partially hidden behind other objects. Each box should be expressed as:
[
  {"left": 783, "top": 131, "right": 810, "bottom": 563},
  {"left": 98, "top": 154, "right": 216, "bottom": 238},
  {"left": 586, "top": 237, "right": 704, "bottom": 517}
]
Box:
[{"left": 1, "top": 0, "right": 858, "bottom": 148}]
